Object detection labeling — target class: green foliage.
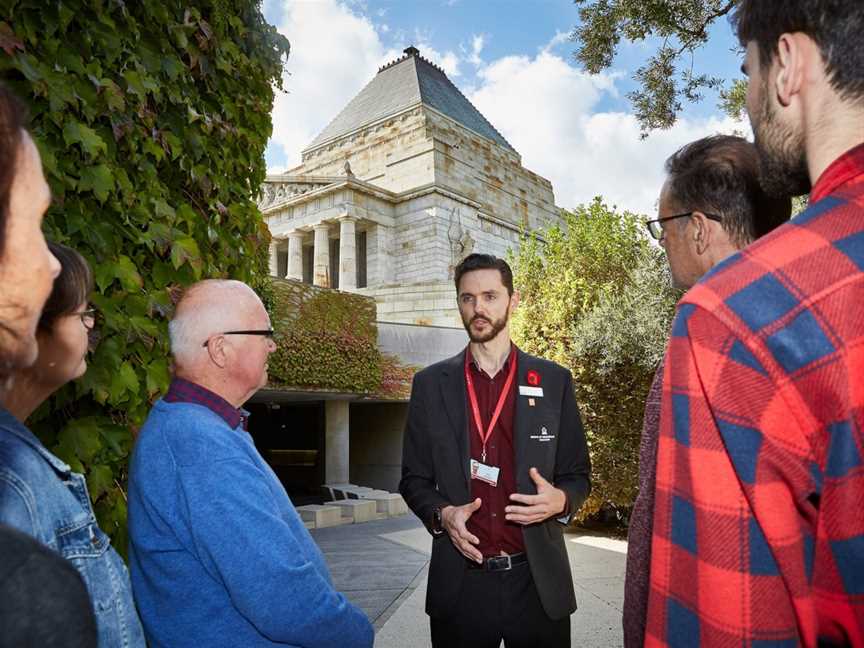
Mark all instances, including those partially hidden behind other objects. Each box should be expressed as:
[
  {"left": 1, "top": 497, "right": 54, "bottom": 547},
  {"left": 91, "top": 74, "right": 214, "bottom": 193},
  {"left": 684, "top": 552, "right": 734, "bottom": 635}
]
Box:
[
  {"left": 571, "top": 0, "right": 739, "bottom": 134},
  {"left": 267, "top": 279, "right": 383, "bottom": 393},
  {"left": 2, "top": 1, "right": 289, "bottom": 555},
  {"left": 510, "top": 198, "right": 679, "bottom": 517}
]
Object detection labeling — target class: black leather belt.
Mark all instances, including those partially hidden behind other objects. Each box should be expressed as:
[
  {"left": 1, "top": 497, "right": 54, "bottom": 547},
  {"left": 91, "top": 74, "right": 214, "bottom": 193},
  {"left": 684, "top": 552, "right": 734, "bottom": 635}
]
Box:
[{"left": 467, "top": 552, "right": 528, "bottom": 571}]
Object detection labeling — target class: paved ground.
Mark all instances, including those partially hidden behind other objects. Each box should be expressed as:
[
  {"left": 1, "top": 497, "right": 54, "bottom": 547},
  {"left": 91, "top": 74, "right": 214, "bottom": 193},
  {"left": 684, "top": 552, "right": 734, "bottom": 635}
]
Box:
[{"left": 310, "top": 516, "right": 626, "bottom": 647}]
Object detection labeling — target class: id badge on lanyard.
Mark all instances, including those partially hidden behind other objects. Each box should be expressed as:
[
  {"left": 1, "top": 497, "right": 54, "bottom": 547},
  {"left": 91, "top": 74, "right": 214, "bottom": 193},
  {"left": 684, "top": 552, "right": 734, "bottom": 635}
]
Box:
[{"left": 464, "top": 348, "right": 516, "bottom": 488}]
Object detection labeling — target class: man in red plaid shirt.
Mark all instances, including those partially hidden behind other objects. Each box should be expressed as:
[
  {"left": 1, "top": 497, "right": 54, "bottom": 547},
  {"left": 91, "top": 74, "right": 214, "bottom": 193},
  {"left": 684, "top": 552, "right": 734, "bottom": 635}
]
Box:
[{"left": 647, "top": 1, "right": 864, "bottom": 646}]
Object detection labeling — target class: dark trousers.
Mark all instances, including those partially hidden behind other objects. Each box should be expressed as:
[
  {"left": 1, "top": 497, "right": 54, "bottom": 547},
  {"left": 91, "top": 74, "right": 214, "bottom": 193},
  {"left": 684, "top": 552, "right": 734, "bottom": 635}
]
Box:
[{"left": 430, "top": 562, "right": 570, "bottom": 648}]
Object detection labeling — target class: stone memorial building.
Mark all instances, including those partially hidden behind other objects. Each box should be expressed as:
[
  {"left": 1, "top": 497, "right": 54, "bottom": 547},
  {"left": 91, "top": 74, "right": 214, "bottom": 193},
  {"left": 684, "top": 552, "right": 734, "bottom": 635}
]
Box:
[
  {"left": 259, "top": 46, "right": 562, "bottom": 326},
  {"left": 249, "top": 47, "right": 563, "bottom": 515}
]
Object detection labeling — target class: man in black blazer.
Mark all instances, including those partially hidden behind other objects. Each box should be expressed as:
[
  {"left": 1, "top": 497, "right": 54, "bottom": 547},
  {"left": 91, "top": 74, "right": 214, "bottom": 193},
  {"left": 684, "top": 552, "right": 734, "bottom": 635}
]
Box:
[{"left": 399, "top": 253, "right": 591, "bottom": 648}]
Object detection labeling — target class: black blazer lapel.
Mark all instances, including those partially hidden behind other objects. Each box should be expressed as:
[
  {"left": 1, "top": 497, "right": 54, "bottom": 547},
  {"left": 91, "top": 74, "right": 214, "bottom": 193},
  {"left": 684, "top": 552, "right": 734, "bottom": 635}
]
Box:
[
  {"left": 515, "top": 349, "right": 541, "bottom": 493},
  {"left": 440, "top": 349, "right": 471, "bottom": 489}
]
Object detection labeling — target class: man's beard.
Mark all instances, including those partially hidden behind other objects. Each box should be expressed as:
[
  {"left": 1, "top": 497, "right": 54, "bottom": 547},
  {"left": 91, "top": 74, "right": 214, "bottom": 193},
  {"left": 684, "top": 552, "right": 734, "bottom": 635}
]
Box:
[
  {"left": 462, "top": 312, "right": 509, "bottom": 344},
  {"left": 752, "top": 80, "right": 812, "bottom": 199}
]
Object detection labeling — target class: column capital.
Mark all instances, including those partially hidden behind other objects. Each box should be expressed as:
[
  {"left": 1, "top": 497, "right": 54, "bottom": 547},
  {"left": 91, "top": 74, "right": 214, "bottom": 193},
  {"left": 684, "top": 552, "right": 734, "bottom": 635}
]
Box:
[
  {"left": 312, "top": 221, "right": 332, "bottom": 231},
  {"left": 337, "top": 212, "right": 357, "bottom": 223}
]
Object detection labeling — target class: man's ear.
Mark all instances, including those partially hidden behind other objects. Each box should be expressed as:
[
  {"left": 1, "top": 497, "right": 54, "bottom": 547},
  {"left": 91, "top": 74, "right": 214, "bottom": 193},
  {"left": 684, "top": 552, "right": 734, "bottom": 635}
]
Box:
[
  {"left": 774, "top": 33, "right": 806, "bottom": 107},
  {"left": 205, "top": 335, "right": 228, "bottom": 369},
  {"left": 509, "top": 289, "right": 521, "bottom": 312},
  {"left": 691, "top": 212, "right": 711, "bottom": 255}
]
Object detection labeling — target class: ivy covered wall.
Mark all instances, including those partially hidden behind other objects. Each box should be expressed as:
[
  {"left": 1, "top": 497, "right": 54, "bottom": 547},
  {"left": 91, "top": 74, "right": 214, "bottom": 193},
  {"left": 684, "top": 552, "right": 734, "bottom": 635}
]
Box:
[{"left": 1, "top": 1, "right": 289, "bottom": 553}]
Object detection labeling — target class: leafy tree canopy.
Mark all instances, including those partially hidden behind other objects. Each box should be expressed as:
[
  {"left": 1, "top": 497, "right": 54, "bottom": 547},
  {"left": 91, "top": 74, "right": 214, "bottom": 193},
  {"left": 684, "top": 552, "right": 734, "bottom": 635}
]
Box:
[{"left": 571, "top": 0, "right": 746, "bottom": 134}]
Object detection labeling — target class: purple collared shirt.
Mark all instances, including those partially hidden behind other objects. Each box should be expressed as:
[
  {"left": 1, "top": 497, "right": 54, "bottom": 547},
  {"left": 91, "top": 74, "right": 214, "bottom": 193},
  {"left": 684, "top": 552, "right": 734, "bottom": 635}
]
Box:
[{"left": 163, "top": 378, "right": 248, "bottom": 430}]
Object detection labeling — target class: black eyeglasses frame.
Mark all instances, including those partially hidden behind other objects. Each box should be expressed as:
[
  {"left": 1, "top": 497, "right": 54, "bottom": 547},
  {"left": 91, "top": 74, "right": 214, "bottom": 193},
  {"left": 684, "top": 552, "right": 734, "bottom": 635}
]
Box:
[{"left": 645, "top": 211, "right": 723, "bottom": 241}]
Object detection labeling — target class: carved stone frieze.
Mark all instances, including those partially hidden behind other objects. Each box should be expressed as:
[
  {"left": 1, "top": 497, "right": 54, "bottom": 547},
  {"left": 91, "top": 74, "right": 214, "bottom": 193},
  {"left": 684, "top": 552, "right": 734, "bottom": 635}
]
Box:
[{"left": 257, "top": 180, "right": 334, "bottom": 211}]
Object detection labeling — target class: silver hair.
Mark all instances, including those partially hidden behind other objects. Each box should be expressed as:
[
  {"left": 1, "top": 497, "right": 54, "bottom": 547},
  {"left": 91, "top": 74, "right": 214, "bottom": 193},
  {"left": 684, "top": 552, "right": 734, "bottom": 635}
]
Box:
[{"left": 169, "top": 280, "right": 258, "bottom": 367}]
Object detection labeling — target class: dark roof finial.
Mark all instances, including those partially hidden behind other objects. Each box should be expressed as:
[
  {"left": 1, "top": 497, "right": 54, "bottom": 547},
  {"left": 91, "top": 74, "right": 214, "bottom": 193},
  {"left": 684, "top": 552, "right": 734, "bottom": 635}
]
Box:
[{"left": 403, "top": 46, "right": 420, "bottom": 57}]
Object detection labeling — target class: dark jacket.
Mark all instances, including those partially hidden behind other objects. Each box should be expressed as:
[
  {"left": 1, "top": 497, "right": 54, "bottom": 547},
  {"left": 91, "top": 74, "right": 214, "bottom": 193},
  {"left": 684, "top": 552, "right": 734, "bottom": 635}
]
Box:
[{"left": 399, "top": 347, "right": 591, "bottom": 620}]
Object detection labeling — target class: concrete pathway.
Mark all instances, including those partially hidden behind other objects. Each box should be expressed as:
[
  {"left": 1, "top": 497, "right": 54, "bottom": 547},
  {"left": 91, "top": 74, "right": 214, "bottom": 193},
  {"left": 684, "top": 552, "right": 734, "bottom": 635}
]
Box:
[{"left": 311, "top": 517, "right": 626, "bottom": 647}]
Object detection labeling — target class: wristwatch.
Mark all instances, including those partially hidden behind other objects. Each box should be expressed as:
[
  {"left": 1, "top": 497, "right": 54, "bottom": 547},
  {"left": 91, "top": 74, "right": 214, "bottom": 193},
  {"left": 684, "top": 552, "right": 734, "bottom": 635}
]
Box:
[{"left": 430, "top": 507, "right": 444, "bottom": 536}]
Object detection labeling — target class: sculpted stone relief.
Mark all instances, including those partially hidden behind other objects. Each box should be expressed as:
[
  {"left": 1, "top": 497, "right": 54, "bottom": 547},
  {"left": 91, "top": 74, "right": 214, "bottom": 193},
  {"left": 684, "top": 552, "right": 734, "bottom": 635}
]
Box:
[{"left": 257, "top": 181, "right": 332, "bottom": 210}]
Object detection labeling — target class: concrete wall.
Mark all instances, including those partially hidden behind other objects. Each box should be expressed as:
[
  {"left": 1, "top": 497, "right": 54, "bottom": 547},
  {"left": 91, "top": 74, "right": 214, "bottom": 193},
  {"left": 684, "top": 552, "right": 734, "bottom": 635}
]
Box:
[{"left": 349, "top": 402, "right": 409, "bottom": 492}]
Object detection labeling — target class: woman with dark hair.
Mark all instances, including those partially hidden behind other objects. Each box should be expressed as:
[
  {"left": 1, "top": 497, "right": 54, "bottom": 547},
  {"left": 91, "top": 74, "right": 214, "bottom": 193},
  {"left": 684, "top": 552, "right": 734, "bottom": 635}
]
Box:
[{"left": 0, "top": 241, "right": 146, "bottom": 647}]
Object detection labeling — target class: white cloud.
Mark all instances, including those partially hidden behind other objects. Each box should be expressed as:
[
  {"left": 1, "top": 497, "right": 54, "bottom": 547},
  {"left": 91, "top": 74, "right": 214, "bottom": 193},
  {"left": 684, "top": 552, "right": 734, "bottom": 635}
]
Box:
[
  {"left": 267, "top": 0, "right": 398, "bottom": 171},
  {"left": 469, "top": 51, "right": 744, "bottom": 215},
  {"left": 541, "top": 30, "right": 571, "bottom": 54},
  {"left": 265, "top": 2, "right": 745, "bottom": 215},
  {"left": 468, "top": 34, "right": 485, "bottom": 67}
]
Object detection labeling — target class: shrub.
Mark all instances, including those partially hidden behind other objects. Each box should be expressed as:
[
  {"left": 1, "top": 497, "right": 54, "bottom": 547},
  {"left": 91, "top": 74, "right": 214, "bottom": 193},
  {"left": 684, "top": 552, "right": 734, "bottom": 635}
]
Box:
[{"left": 510, "top": 198, "right": 679, "bottom": 518}]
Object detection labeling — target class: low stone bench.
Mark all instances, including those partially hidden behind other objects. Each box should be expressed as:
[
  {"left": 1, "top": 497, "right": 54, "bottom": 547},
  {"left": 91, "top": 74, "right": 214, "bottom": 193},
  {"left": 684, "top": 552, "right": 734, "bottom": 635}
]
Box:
[
  {"left": 329, "top": 499, "right": 378, "bottom": 523},
  {"left": 296, "top": 504, "right": 344, "bottom": 529},
  {"left": 356, "top": 492, "right": 408, "bottom": 517}
]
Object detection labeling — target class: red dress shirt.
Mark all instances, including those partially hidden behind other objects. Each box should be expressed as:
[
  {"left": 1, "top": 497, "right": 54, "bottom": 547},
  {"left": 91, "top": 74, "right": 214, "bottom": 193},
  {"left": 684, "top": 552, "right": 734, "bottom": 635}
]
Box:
[{"left": 465, "top": 348, "right": 525, "bottom": 558}]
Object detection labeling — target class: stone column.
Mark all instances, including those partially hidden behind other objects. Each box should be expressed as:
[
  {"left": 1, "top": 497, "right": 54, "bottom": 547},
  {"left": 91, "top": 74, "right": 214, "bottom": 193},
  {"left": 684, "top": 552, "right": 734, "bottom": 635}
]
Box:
[
  {"left": 338, "top": 216, "right": 357, "bottom": 291},
  {"left": 286, "top": 231, "right": 304, "bottom": 281},
  {"left": 268, "top": 240, "right": 279, "bottom": 277},
  {"left": 312, "top": 223, "right": 330, "bottom": 287},
  {"left": 325, "top": 400, "right": 350, "bottom": 485}
]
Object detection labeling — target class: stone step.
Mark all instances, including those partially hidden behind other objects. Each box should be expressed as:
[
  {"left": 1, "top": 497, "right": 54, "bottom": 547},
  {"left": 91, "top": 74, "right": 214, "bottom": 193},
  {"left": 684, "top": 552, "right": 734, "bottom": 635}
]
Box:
[
  {"left": 356, "top": 492, "right": 409, "bottom": 516},
  {"left": 329, "top": 499, "right": 379, "bottom": 524},
  {"left": 296, "top": 504, "right": 343, "bottom": 529}
]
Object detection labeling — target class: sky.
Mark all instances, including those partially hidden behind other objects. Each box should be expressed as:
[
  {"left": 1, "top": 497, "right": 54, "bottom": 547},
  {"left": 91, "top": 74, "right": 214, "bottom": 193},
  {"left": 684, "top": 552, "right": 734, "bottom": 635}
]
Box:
[{"left": 262, "top": 0, "right": 748, "bottom": 216}]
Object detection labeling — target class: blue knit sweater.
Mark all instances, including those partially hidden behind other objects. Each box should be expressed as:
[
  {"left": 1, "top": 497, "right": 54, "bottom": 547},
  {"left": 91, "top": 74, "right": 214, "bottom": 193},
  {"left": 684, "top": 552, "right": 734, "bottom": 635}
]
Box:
[{"left": 127, "top": 399, "right": 373, "bottom": 648}]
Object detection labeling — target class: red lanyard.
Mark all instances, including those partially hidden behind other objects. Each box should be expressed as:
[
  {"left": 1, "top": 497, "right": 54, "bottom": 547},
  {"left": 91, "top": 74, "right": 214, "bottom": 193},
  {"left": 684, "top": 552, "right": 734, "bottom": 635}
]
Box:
[{"left": 464, "top": 347, "right": 517, "bottom": 463}]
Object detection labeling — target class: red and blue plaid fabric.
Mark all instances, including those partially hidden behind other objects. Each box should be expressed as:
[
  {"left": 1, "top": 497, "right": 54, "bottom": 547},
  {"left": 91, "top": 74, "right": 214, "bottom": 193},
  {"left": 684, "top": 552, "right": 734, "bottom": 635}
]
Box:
[
  {"left": 647, "top": 143, "right": 864, "bottom": 647},
  {"left": 163, "top": 377, "right": 247, "bottom": 430}
]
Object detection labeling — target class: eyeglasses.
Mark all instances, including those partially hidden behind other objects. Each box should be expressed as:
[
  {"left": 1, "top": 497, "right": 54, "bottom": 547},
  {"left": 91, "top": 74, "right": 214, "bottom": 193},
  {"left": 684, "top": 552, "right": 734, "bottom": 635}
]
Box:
[
  {"left": 202, "top": 329, "right": 276, "bottom": 348},
  {"left": 75, "top": 308, "right": 97, "bottom": 331},
  {"left": 645, "top": 212, "right": 723, "bottom": 241}
]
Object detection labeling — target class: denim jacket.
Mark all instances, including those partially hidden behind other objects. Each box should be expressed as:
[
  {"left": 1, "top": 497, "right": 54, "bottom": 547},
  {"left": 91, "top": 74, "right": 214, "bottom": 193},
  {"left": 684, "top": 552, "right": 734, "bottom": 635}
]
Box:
[{"left": 0, "top": 407, "right": 145, "bottom": 647}]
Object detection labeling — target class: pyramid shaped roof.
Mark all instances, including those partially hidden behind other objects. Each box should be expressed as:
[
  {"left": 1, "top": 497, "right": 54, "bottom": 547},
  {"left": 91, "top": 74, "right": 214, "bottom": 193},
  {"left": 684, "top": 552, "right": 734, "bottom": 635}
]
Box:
[{"left": 305, "top": 46, "right": 515, "bottom": 153}]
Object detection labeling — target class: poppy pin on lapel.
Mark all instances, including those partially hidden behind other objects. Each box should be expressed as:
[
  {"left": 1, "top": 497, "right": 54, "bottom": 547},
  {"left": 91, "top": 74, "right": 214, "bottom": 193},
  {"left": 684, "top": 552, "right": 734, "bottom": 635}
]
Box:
[{"left": 527, "top": 370, "right": 540, "bottom": 386}]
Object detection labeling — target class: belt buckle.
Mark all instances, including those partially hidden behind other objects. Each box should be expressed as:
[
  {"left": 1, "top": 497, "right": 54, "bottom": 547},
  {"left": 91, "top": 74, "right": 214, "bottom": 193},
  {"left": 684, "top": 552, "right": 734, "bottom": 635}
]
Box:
[{"left": 488, "top": 554, "right": 512, "bottom": 571}]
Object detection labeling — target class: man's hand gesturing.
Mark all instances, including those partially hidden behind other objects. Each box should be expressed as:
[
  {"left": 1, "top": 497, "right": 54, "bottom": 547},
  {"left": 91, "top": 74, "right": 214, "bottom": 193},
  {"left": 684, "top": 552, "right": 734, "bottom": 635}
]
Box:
[
  {"left": 441, "top": 498, "right": 483, "bottom": 563},
  {"left": 505, "top": 467, "right": 567, "bottom": 525}
]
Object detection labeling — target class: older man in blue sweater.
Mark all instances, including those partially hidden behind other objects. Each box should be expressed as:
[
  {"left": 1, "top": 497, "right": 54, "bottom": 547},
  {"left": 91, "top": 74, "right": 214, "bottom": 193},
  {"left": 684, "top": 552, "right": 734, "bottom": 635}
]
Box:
[{"left": 128, "top": 279, "right": 373, "bottom": 648}]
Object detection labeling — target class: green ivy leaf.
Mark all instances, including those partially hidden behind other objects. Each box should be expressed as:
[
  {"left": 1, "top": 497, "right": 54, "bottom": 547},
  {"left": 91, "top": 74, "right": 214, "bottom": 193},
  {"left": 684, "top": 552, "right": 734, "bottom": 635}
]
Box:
[
  {"left": 55, "top": 417, "right": 103, "bottom": 466},
  {"left": 109, "top": 362, "right": 139, "bottom": 402},
  {"left": 88, "top": 464, "right": 114, "bottom": 500},
  {"left": 170, "top": 237, "right": 203, "bottom": 277},
  {"left": 114, "top": 255, "right": 143, "bottom": 292},
  {"left": 63, "top": 121, "right": 107, "bottom": 157},
  {"left": 78, "top": 164, "right": 114, "bottom": 202}
]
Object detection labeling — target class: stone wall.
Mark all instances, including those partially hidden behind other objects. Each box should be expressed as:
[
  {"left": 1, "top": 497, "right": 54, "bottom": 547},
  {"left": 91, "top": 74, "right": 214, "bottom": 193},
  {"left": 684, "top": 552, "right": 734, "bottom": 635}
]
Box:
[
  {"left": 358, "top": 281, "right": 461, "bottom": 327},
  {"left": 295, "top": 107, "right": 435, "bottom": 194}
]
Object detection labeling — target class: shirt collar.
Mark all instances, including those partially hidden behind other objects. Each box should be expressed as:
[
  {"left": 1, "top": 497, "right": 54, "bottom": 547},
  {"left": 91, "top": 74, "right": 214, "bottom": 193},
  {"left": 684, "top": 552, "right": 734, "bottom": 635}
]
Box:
[
  {"left": 810, "top": 142, "right": 864, "bottom": 203},
  {"left": 467, "top": 342, "right": 516, "bottom": 377},
  {"left": 0, "top": 406, "right": 72, "bottom": 474},
  {"left": 163, "top": 377, "right": 247, "bottom": 430}
]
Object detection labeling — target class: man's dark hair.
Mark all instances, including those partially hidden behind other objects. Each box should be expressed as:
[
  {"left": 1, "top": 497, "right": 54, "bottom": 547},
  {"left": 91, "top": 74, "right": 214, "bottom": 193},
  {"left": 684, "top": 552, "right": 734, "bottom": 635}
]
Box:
[
  {"left": 664, "top": 135, "right": 792, "bottom": 246},
  {"left": 454, "top": 253, "right": 514, "bottom": 296},
  {"left": 38, "top": 242, "right": 93, "bottom": 332},
  {"left": 0, "top": 84, "right": 27, "bottom": 257},
  {"left": 732, "top": 1, "right": 864, "bottom": 104}
]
